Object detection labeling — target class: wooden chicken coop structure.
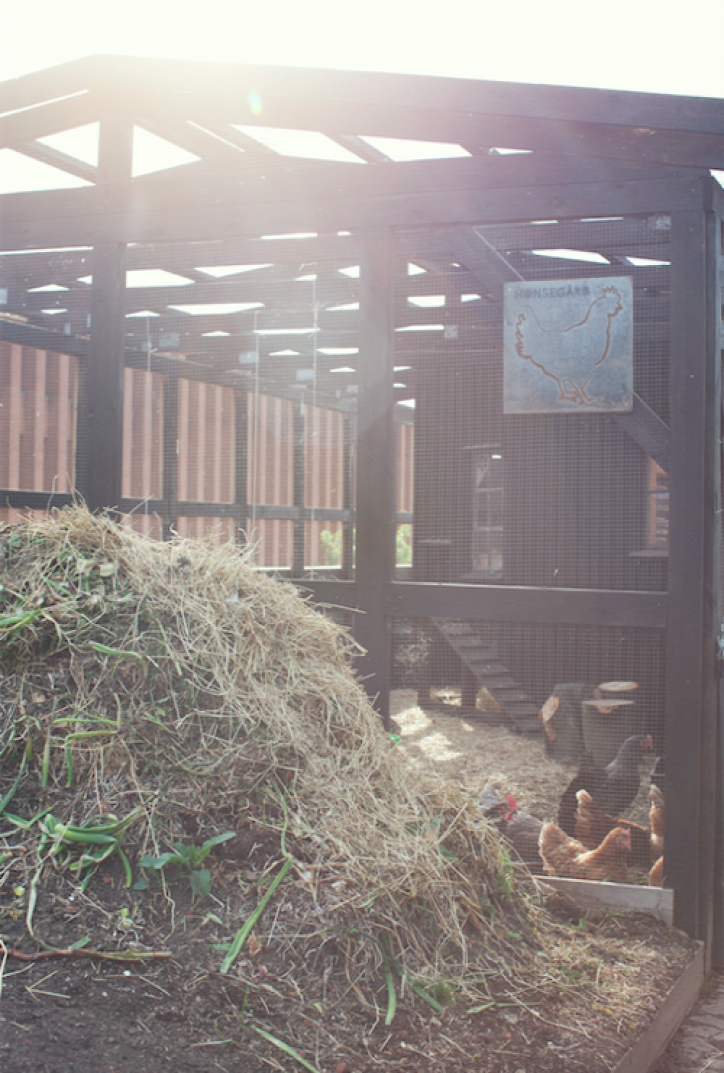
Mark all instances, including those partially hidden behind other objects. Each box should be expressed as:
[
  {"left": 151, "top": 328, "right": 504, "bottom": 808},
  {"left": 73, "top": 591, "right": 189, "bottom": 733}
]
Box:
[{"left": 0, "top": 57, "right": 723, "bottom": 958}]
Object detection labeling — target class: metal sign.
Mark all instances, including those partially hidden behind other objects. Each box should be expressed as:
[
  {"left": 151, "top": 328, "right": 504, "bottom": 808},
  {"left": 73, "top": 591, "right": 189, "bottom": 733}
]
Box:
[{"left": 503, "top": 276, "right": 633, "bottom": 414}]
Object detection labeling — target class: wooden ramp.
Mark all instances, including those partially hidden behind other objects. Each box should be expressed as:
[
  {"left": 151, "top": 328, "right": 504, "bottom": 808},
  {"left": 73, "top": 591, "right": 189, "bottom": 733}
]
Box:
[{"left": 431, "top": 619, "right": 542, "bottom": 737}]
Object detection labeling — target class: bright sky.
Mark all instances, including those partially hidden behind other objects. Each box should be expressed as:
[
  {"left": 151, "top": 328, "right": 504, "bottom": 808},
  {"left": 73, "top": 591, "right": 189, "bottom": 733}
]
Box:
[
  {"left": 2, "top": 0, "right": 724, "bottom": 98},
  {"left": 1, "top": 0, "right": 723, "bottom": 195}
]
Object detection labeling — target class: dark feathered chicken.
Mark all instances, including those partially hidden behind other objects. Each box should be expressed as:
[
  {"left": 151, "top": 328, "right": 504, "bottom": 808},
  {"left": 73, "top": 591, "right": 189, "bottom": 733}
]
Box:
[
  {"left": 501, "top": 802, "right": 546, "bottom": 875},
  {"left": 557, "top": 734, "right": 653, "bottom": 836},
  {"left": 478, "top": 786, "right": 545, "bottom": 874}
]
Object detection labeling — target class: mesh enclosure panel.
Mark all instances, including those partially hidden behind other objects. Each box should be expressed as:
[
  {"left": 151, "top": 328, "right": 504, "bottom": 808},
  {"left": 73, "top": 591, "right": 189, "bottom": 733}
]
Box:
[
  {"left": 116, "top": 234, "right": 363, "bottom": 572},
  {"left": 396, "top": 216, "right": 670, "bottom": 592},
  {"left": 0, "top": 244, "right": 89, "bottom": 525}
]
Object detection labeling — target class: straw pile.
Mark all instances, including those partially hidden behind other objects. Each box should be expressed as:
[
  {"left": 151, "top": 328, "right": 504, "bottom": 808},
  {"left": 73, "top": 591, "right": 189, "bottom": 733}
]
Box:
[{"left": 0, "top": 507, "right": 532, "bottom": 990}]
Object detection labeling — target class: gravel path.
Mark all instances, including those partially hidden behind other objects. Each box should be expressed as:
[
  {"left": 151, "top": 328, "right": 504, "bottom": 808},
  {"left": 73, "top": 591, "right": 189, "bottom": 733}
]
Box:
[{"left": 652, "top": 970, "right": 724, "bottom": 1072}]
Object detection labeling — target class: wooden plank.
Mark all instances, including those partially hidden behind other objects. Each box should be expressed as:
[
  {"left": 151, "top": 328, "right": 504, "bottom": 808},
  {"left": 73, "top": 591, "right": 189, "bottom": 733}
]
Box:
[
  {"left": 613, "top": 395, "right": 670, "bottom": 471},
  {"left": 406, "top": 218, "right": 672, "bottom": 258},
  {"left": 162, "top": 371, "right": 179, "bottom": 539},
  {"left": 292, "top": 401, "right": 305, "bottom": 578},
  {"left": 388, "top": 581, "right": 666, "bottom": 628},
  {"left": 295, "top": 578, "right": 667, "bottom": 630},
  {"left": 0, "top": 320, "right": 90, "bottom": 359},
  {"left": 134, "top": 116, "right": 247, "bottom": 167},
  {"left": 71, "top": 57, "right": 724, "bottom": 168},
  {"left": 0, "top": 154, "right": 709, "bottom": 251},
  {"left": 0, "top": 92, "right": 99, "bottom": 149},
  {"left": 664, "top": 210, "right": 720, "bottom": 950},
  {"left": 3, "top": 57, "right": 723, "bottom": 168},
  {"left": 0, "top": 56, "right": 96, "bottom": 115},
  {"left": 613, "top": 942, "right": 705, "bottom": 1073},
  {"left": 0, "top": 237, "right": 351, "bottom": 282},
  {"left": 73, "top": 55, "right": 724, "bottom": 139},
  {"left": 233, "top": 384, "right": 249, "bottom": 547},
  {"left": 353, "top": 228, "right": 395, "bottom": 727},
  {"left": 13, "top": 141, "right": 99, "bottom": 184},
  {"left": 130, "top": 92, "right": 724, "bottom": 171},
  {"left": 2, "top": 148, "right": 701, "bottom": 217},
  {"left": 79, "top": 114, "right": 133, "bottom": 514},
  {"left": 82, "top": 241, "right": 127, "bottom": 512},
  {"left": 16, "top": 278, "right": 358, "bottom": 314},
  {"left": 0, "top": 489, "right": 76, "bottom": 511},
  {"left": 537, "top": 876, "right": 674, "bottom": 926},
  {"left": 436, "top": 225, "right": 523, "bottom": 300}
]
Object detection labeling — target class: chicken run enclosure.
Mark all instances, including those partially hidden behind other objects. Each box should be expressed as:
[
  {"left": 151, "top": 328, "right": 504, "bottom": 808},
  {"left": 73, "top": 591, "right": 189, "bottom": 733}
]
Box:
[{"left": 1, "top": 57, "right": 723, "bottom": 961}]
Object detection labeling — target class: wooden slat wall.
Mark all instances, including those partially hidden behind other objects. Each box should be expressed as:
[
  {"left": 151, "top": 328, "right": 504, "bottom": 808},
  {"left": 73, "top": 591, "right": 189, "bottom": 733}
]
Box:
[
  {"left": 0, "top": 342, "right": 77, "bottom": 524},
  {"left": 305, "top": 403, "right": 344, "bottom": 567},
  {"left": 121, "top": 366, "right": 164, "bottom": 538},
  {"left": 0, "top": 345, "right": 416, "bottom": 566},
  {"left": 247, "top": 391, "right": 294, "bottom": 566},
  {"left": 397, "top": 422, "right": 414, "bottom": 516},
  {"left": 176, "top": 376, "right": 236, "bottom": 543}
]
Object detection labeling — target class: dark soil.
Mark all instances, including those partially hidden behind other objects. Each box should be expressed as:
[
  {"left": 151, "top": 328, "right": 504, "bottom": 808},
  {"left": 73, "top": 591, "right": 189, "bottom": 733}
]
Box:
[{"left": 0, "top": 849, "right": 699, "bottom": 1073}]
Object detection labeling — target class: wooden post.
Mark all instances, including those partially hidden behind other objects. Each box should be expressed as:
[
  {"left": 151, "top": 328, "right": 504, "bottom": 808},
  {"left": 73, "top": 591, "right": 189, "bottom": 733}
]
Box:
[
  {"left": 292, "top": 398, "right": 306, "bottom": 577},
  {"left": 81, "top": 113, "right": 133, "bottom": 513},
  {"left": 341, "top": 411, "right": 355, "bottom": 580},
  {"left": 354, "top": 228, "right": 396, "bottom": 727},
  {"left": 234, "top": 382, "right": 249, "bottom": 547},
  {"left": 665, "top": 203, "right": 721, "bottom": 958},
  {"left": 162, "top": 370, "right": 179, "bottom": 540}
]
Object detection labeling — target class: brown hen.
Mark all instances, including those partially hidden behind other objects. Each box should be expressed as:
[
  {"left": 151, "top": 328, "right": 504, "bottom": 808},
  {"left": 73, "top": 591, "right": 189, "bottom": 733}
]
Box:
[
  {"left": 574, "top": 788, "right": 652, "bottom": 868},
  {"left": 649, "top": 785, "right": 665, "bottom": 861},
  {"left": 539, "top": 821, "right": 631, "bottom": 883}
]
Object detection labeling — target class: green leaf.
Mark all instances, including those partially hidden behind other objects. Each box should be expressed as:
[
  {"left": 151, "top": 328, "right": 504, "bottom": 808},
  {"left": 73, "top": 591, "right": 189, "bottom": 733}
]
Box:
[
  {"left": 220, "top": 857, "right": 292, "bottom": 974},
  {"left": 190, "top": 869, "right": 212, "bottom": 898},
  {"left": 0, "top": 743, "right": 29, "bottom": 815},
  {"left": 252, "top": 1027, "right": 322, "bottom": 1073}
]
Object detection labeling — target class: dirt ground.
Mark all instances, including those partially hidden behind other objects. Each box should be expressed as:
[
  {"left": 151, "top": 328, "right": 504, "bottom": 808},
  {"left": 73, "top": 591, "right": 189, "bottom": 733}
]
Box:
[{"left": 0, "top": 690, "right": 694, "bottom": 1073}]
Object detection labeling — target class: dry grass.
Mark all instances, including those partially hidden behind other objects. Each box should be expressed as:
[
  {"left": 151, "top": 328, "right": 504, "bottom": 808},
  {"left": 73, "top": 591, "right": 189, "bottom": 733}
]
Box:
[
  {"left": 0, "top": 507, "right": 698, "bottom": 1066},
  {"left": 0, "top": 506, "right": 529, "bottom": 991}
]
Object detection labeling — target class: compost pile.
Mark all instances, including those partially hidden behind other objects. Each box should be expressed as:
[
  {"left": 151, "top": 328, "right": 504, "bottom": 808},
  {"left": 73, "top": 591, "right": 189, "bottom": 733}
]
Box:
[{"left": 0, "top": 508, "right": 698, "bottom": 1073}]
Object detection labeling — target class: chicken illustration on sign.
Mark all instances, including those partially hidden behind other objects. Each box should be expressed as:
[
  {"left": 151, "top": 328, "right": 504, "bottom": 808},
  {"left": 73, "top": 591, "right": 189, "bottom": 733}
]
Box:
[{"left": 503, "top": 276, "right": 633, "bottom": 413}]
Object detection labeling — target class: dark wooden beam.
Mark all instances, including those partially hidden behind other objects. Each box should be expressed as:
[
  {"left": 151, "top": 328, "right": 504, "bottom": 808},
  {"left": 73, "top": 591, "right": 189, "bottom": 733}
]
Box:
[
  {"left": 14, "top": 141, "right": 99, "bottom": 184},
  {"left": 0, "top": 92, "right": 98, "bottom": 148},
  {"left": 68, "top": 56, "right": 724, "bottom": 169},
  {"left": 353, "top": 228, "right": 396, "bottom": 726},
  {"left": 664, "top": 209, "right": 721, "bottom": 952},
  {"left": 0, "top": 157, "right": 708, "bottom": 252},
  {"left": 0, "top": 56, "right": 97, "bottom": 115},
  {"left": 162, "top": 370, "right": 179, "bottom": 539},
  {"left": 0, "top": 319, "right": 90, "bottom": 358},
  {"left": 0, "top": 489, "right": 77, "bottom": 512},
  {"left": 436, "top": 224, "right": 524, "bottom": 299},
  {"left": 134, "top": 116, "right": 248, "bottom": 167},
  {"left": 387, "top": 581, "right": 666, "bottom": 628},
  {"left": 451, "top": 218, "right": 673, "bottom": 256},
  {"left": 72, "top": 56, "right": 722, "bottom": 135},
  {"left": 108, "top": 88, "right": 724, "bottom": 172},
  {"left": 4, "top": 57, "right": 723, "bottom": 168},
  {"left": 295, "top": 578, "right": 667, "bottom": 629},
  {"left": 613, "top": 395, "right": 670, "bottom": 471},
  {"left": 193, "top": 121, "right": 280, "bottom": 159},
  {"left": 329, "top": 134, "right": 391, "bottom": 164},
  {"left": 233, "top": 383, "right": 249, "bottom": 547},
  {"left": 0, "top": 235, "right": 355, "bottom": 280},
  {"left": 292, "top": 400, "right": 306, "bottom": 577},
  {"left": 79, "top": 112, "right": 133, "bottom": 513}
]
